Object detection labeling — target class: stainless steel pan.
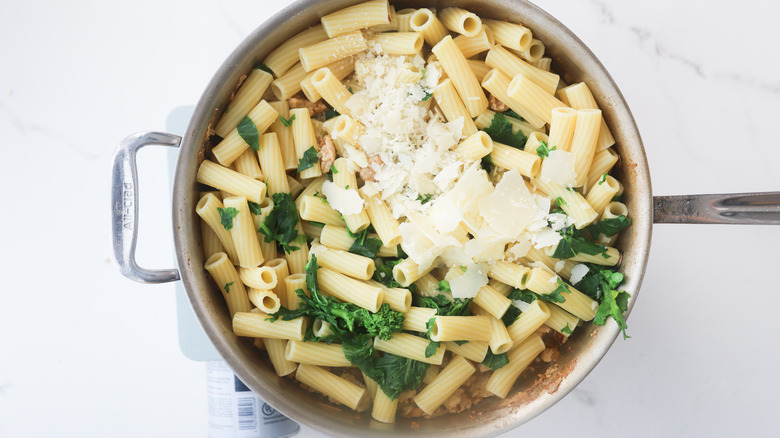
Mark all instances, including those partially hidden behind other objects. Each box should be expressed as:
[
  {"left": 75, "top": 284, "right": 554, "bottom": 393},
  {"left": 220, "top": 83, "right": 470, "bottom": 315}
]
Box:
[{"left": 110, "top": 0, "right": 780, "bottom": 435}]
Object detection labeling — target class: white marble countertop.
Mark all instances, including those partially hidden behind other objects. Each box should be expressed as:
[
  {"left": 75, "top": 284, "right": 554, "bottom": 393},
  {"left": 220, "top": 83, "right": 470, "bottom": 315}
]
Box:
[{"left": 1, "top": 0, "right": 779, "bottom": 437}]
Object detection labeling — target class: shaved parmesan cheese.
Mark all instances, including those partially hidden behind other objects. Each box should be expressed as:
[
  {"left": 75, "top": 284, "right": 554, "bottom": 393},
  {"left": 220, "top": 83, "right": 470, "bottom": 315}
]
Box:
[
  {"left": 450, "top": 263, "right": 489, "bottom": 299},
  {"left": 554, "top": 260, "right": 565, "bottom": 272},
  {"left": 541, "top": 149, "right": 576, "bottom": 187},
  {"left": 569, "top": 263, "right": 589, "bottom": 284},
  {"left": 506, "top": 240, "right": 532, "bottom": 261},
  {"left": 532, "top": 228, "right": 562, "bottom": 249},
  {"left": 548, "top": 212, "right": 574, "bottom": 231},
  {"left": 478, "top": 170, "right": 538, "bottom": 239},
  {"left": 321, "top": 181, "right": 363, "bottom": 215}
]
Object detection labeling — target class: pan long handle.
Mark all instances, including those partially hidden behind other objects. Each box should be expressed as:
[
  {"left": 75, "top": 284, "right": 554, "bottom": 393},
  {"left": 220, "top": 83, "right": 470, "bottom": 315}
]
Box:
[
  {"left": 653, "top": 192, "right": 780, "bottom": 224},
  {"left": 111, "top": 131, "right": 182, "bottom": 283}
]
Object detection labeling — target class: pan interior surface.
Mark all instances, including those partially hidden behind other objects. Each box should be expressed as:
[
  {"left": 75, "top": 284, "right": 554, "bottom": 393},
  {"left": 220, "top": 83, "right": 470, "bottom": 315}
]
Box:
[{"left": 172, "top": 1, "right": 652, "bottom": 436}]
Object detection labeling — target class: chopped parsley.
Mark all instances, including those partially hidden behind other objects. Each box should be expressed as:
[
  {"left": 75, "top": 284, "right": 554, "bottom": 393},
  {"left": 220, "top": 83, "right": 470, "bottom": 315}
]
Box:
[
  {"left": 483, "top": 112, "right": 527, "bottom": 149},
  {"left": 436, "top": 280, "right": 451, "bottom": 292},
  {"left": 296, "top": 146, "right": 319, "bottom": 172},
  {"left": 236, "top": 116, "right": 260, "bottom": 151},
  {"left": 421, "top": 92, "right": 433, "bottom": 101},
  {"left": 224, "top": 281, "right": 234, "bottom": 293},
  {"left": 416, "top": 194, "right": 433, "bottom": 204},
  {"left": 561, "top": 323, "right": 573, "bottom": 334},
  {"left": 535, "top": 140, "right": 556, "bottom": 158},
  {"left": 217, "top": 207, "right": 239, "bottom": 230},
  {"left": 279, "top": 114, "right": 295, "bottom": 127},
  {"left": 598, "top": 172, "right": 608, "bottom": 185},
  {"left": 330, "top": 163, "right": 339, "bottom": 174}
]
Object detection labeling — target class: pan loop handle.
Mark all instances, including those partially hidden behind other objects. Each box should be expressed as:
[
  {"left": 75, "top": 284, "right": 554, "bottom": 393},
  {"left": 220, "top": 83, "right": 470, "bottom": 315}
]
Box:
[
  {"left": 111, "top": 132, "right": 182, "bottom": 283},
  {"left": 653, "top": 192, "right": 780, "bottom": 224}
]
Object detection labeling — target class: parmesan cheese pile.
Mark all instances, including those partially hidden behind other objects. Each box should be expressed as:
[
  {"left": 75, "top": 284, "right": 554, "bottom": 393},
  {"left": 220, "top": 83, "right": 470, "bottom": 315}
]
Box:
[{"left": 330, "top": 43, "right": 578, "bottom": 299}]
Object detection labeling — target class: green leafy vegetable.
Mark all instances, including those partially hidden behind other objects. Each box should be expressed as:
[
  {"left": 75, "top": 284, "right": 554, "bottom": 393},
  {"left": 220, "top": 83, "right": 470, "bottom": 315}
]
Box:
[
  {"left": 248, "top": 201, "right": 263, "bottom": 215},
  {"left": 504, "top": 109, "right": 523, "bottom": 120},
  {"left": 585, "top": 215, "right": 632, "bottom": 238},
  {"left": 561, "top": 323, "right": 573, "bottom": 334},
  {"left": 255, "top": 64, "right": 273, "bottom": 74},
  {"left": 217, "top": 207, "right": 239, "bottom": 230},
  {"left": 330, "top": 164, "right": 339, "bottom": 174},
  {"left": 416, "top": 194, "right": 433, "bottom": 204},
  {"left": 593, "top": 270, "right": 631, "bottom": 339},
  {"left": 224, "top": 282, "right": 234, "bottom": 293},
  {"left": 343, "top": 335, "right": 428, "bottom": 400},
  {"left": 554, "top": 196, "right": 567, "bottom": 207},
  {"left": 421, "top": 92, "right": 433, "bottom": 101},
  {"left": 279, "top": 114, "right": 296, "bottom": 127},
  {"left": 348, "top": 230, "right": 383, "bottom": 259},
  {"left": 535, "top": 141, "right": 557, "bottom": 158},
  {"left": 324, "top": 107, "right": 339, "bottom": 119},
  {"left": 258, "top": 193, "right": 301, "bottom": 254},
  {"left": 552, "top": 225, "right": 609, "bottom": 260},
  {"left": 481, "top": 153, "right": 495, "bottom": 173},
  {"left": 436, "top": 280, "right": 451, "bottom": 292},
  {"left": 598, "top": 172, "right": 608, "bottom": 185},
  {"left": 296, "top": 146, "right": 319, "bottom": 172},
  {"left": 501, "top": 305, "right": 522, "bottom": 327},
  {"left": 348, "top": 86, "right": 354, "bottom": 94},
  {"left": 413, "top": 294, "right": 472, "bottom": 317},
  {"left": 424, "top": 318, "right": 440, "bottom": 358},
  {"left": 483, "top": 112, "right": 527, "bottom": 149},
  {"left": 237, "top": 116, "right": 260, "bottom": 151},
  {"left": 372, "top": 258, "right": 404, "bottom": 288},
  {"left": 481, "top": 350, "right": 510, "bottom": 370}
]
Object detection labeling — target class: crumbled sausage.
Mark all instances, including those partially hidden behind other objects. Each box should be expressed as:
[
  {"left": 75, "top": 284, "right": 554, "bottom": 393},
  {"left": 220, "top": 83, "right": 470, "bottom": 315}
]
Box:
[
  {"left": 359, "top": 154, "right": 383, "bottom": 182},
  {"left": 318, "top": 135, "right": 336, "bottom": 173},
  {"left": 288, "top": 93, "right": 328, "bottom": 117},
  {"left": 488, "top": 93, "right": 510, "bottom": 112}
]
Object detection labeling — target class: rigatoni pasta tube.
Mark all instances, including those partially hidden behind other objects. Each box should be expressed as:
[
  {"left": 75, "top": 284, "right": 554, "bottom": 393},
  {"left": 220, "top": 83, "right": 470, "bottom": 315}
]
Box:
[
  {"left": 545, "top": 304, "right": 580, "bottom": 337},
  {"left": 413, "top": 273, "right": 440, "bottom": 297},
  {"left": 197, "top": 194, "right": 239, "bottom": 264},
  {"left": 284, "top": 222, "right": 309, "bottom": 275},
  {"left": 264, "top": 338, "right": 297, "bottom": 377},
  {"left": 373, "top": 333, "right": 444, "bottom": 365},
  {"left": 485, "top": 45, "right": 559, "bottom": 95},
  {"left": 414, "top": 356, "right": 475, "bottom": 415},
  {"left": 452, "top": 131, "right": 493, "bottom": 160},
  {"left": 247, "top": 289, "right": 281, "bottom": 314},
  {"left": 295, "top": 364, "right": 369, "bottom": 412},
  {"left": 284, "top": 273, "right": 307, "bottom": 311},
  {"left": 473, "top": 307, "right": 513, "bottom": 354},
  {"left": 299, "top": 195, "right": 345, "bottom": 226},
  {"left": 197, "top": 160, "right": 267, "bottom": 204},
  {"left": 429, "top": 315, "right": 491, "bottom": 342},
  {"left": 409, "top": 9, "right": 448, "bottom": 47},
  {"left": 268, "top": 101, "right": 297, "bottom": 171},
  {"left": 547, "top": 107, "right": 577, "bottom": 151},
  {"left": 213, "top": 100, "right": 279, "bottom": 166},
  {"left": 438, "top": 7, "right": 481, "bottom": 37},
  {"left": 285, "top": 341, "right": 351, "bottom": 367},
  {"left": 597, "top": 202, "right": 628, "bottom": 246},
  {"left": 265, "top": 258, "right": 289, "bottom": 308},
  {"left": 558, "top": 82, "right": 615, "bottom": 150},
  {"left": 290, "top": 108, "right": 322, "bottom": 179},
  {"left": 523, "top": 131, "right": 549, "bottom": 156},
  {"left": 445, "top": 341, "right": 489, "bottom": 363},
  {"left": 215, "top": 68, "right": 273, "bottom": 138},
  {"left": 393, "top": 257, "right": 435, "bottom": 287},
  {"left": 433, "top": 78, "right": 478, "bottom": 136},
  {"left": 360, "top": 190, "right": 402, "bottom": 247},
  {"left": 257, "top": 133, "right": 290, "bottom": 196},
  {"left": 490, "top": 142, "right": 541, "bottom": 178},
  {"left": 332, "top": 158, "right": 370, "bottom": 232},
  {"left": 395, "top": 8, "right": 415, "bottom": 32},
  {"left": 370, "top": 4, "right": 397, "bottom": 32},
  {"left": 506, "top": 74, "right": 569, "bottom": 126},
  {"left": 200, "top": 218, "right": 225, "bottom": 260},
  {"left": 263, "top": 25, "right": 328, "bottom": 77},
  {"left": 402, "top": 306, "right": 437, "bottom": 332},
  {"left": 301, "top": 57, "right": 355, "bottom": 102},
  {"left": 468, "top": 59, "right": 491, "bottom": 82},
  {"left": 205, "top": 252, "right": 252, "bottom": 317},
  {"left": 320, "top": 0, "right": 390, "bottom": 38},
  {"left": 311, "top": 67, "right": 353, "bottom": 116},
  {"left": 475, "top": 109, "right": 538, "bottom": 138},
  {"left": 586, "top": 175, "right": 620, "bottom": 216},
  {"left": 310, "top": 243, "right": 375, "bottom": 280},
  {"left": 317, "top": 267, "right": 383, "bottom": 312},
  {"left": 432, "top": 35, "right": 488, "bottom": 118},
  {"left": 524, "top": 268, "right": 597, "bottom": 321},
  {"left": 298, "top": 31, "right": 368, "bottom": 72},
  {"left": 286, "top": 175, "right": 304, "bottom": 198},
  {"left": 485, "top": 335, "right": 545, "bottom": 398},
  {"left": 370, "top": 32, "right": 423, "bottom": 55},
  {"left": 506, "top": 300, "right": 550, "bottom": 346},
  {"left": 473, "top": 284, "right": 512, "bottom": 320},
  {"left": 223, "top": 196, "right": 264, "bottom": 268},
  {"left": 487, "top": 261, "right": 531, "bottom": 290},
  {"left": 232, "top": 312, "right": 307, "bottom": 340},
  {"left": 481, "top": 69, "right": 545, "bottom": 129},
  {"left": 533, "top": 178, "right": 597, "bottom": 229},
  {"left": 364, "top": 281, "right": 411, "bottom": 313},
  {"left": 452, "top": 26, "right": 492, "bottom": 58},
  {"left": 517, "top": 38, "right": 545, "bottom": 63},
  {"left": 559, "top": 245, "right": 620, "bottom": 267},
  {"left": 482, "top": 19, "right": 532, "bottom": 51},
  {"left": 371, "top": 390, "right": 398, "bottom": 424},
  {"left": 233, "top": 149, "right": 263, "bottom": 180},
  {"left": 238, "top": 266, "right": 278, "bottom": 290},
  {"left": 569, "top": 109, "right": 602, "bottom": 187},
  {"left": 586, "top": 148, "right": 619, "bottom": 192}
]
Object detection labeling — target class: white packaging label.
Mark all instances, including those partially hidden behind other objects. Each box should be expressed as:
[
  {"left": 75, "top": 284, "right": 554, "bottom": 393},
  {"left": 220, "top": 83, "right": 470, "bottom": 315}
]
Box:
[{"left": 206, "top": 361, "right": 299, "bottom": 438}]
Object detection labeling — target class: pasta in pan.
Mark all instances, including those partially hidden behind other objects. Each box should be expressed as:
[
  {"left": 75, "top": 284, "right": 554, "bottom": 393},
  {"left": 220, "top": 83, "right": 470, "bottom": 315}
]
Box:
[{"left": 196, "top": 0, "right": 632, "bottom": 424}]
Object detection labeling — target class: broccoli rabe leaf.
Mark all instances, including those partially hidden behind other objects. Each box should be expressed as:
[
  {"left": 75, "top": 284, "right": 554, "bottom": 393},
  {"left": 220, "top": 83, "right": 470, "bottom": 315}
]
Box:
[
  {"left": 593, "top": 270, "right": 631, "bottom": 339},
  {"left": 483, "top": 112, "right": 527, "bottom": 149},
  {"left": 257, "top": 193, "right": 300, "bottom": 254},
  {"left": 413, "top": 294, "right": 472, "bottom": 317},
  {"left": 347, "top": 229, "right": 382, "bottom": 259},
  {"left": 296, "top": 146, "right": 319, "bottom": 172},
  {"left": 552, "top": 225, "right": 609, "bottom": 260},
  {"left": 247, "top": 201, "right": 263, "bottom": 215},
  {"left": 481, "top": 350, "right": 510, "bottom": 370},
  {"left": 236, "top": 116, "right": 260, "bottom": 151},
  {"left": 585, "top": 215, "right": 632, "bottom": 238}
]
